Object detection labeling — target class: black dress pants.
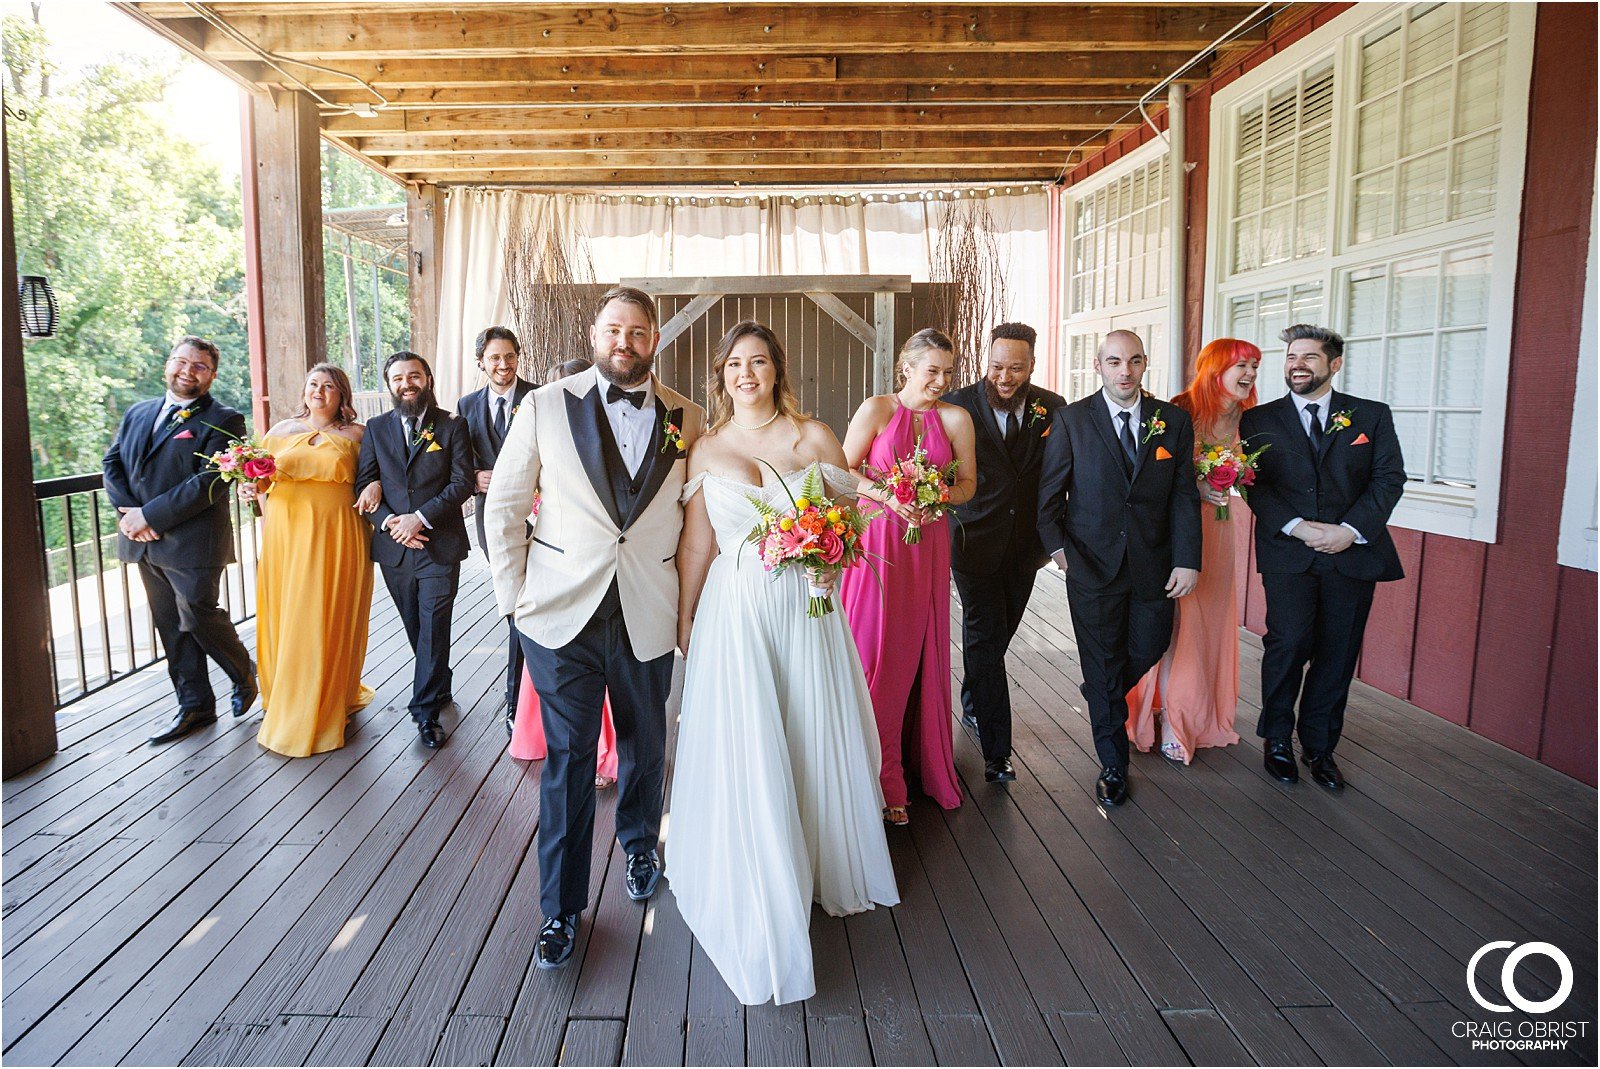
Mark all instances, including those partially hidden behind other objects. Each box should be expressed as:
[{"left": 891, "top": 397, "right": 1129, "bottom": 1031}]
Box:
[
  {"left": 1063, "top": 570, "right": 1174, "bottom": 771},
  {"left": 1258, "top": 556, "right": 1377, "bottom": 754},
  {"left": 137, "top": 560, "right": 253, "bottom": 712},
  {"left": 522, "top": 606, "right": 673, "bottom": 919},
  {"left": 379, "top": 553, "right": 459, "bottom": 723},
  {"left": 952, "top": 559, "right": 1040, "bottom": 762}
]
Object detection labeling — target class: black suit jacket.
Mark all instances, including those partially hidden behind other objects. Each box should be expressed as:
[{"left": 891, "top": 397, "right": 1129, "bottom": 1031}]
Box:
[
  {"left": 356, "top": 406, "right": 475, "bottom": 568},
  {"left": 457, "top": 378, "right": 536, "bottom": 549},
  {"left": 946, "top": 381, "right": 1068, "bottom": 575},
  {"left": 1036, "top": 392, "right": 1203, "bottom": 599},
  {"left": 101, "top": 393, "right": 246, "bottom": 568},
  {"left": 1239, "top": 391, "right": 1406, "bottom": 583}
]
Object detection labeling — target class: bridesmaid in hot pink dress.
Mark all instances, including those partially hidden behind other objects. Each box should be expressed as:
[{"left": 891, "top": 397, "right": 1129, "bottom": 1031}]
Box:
[
  {"left": 840, "top": 329, "right": 978, "bottom": 825},
  {"left": 508, "top": 673, "right": 618, "bottom": 785},
  {"left": 1127, "top": 339, "right": 1261, "bottom": 764}
]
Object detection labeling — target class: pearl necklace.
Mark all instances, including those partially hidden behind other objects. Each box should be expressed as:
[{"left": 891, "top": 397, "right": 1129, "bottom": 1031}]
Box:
[{"left": 731, "top": 409, "right": 781, "bottom": 430}]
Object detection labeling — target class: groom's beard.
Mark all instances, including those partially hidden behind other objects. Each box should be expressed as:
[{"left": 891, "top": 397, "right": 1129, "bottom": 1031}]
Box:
[
  {"left": 594, "top": 343, "right": 654, "bottom": 389},
  {"left": 392, "top": 386, "right": 436, "bottom": 420}
]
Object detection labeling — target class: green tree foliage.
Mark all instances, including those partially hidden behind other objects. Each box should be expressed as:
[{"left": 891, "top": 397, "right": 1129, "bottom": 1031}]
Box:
[
  {"left": 320, "top": 145, "right": 408, "bottom": 392},
  {"left": 5, "top": 10, "right": 250, "bottom": 478}
]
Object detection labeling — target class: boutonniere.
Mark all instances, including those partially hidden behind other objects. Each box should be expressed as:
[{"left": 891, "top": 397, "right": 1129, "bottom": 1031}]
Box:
[
  {"left": 1026, "top": 397, "right": 1050, "bottom": 428},
  {"left": 660, "top": 412, "right": 686, "bottom": 454},
  {"left": 411, "top": 422, "right": 436, "bottom": 449},
  {"left": 1141, "top": 407, "right": 1166, "bottom": 445},
  {"left": 171, "top": 406, "right": 194, "bottom": 425},
  {"left": 1328, "top": 408, "right": 1353, "bottom": 435}
]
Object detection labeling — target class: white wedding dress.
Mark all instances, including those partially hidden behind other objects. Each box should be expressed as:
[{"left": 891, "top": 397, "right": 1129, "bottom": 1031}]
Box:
[{"left": 667, "top": 464, "right": 899, "bottom": 1006}]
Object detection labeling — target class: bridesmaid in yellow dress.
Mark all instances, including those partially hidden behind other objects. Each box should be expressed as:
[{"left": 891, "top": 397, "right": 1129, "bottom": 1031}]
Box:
[
  {"left": 1126, "top": 339, "right": 1261, "bottom": 764},
  {"left": 241, "top": 363, "right": 375, "bottom": 757}
]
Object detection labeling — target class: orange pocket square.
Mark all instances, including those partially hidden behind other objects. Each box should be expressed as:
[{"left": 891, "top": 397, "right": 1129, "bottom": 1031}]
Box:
[
  {"left": 1351, "top": 433, "right": 1370, "bottom": 445},
  {"left": 1154, "top": 445, "right": 1173, "bottom": 460}
]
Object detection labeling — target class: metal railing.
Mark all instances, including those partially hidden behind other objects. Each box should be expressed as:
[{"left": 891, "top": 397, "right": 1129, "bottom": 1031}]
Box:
[{"left": 33, "top": 472, "right": 261, "bottom": 709}]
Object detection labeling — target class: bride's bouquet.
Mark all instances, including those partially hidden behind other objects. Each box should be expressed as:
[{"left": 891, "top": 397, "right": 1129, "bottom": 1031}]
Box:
[
  {"left": 746, "top": 463, "right": 876, "bottom": 617},
  {"left": 201, "top": 435, "right": 277, "bottom": 516},
  {"left": 864, "top": 438, "right": 959, "bottom": 544}
]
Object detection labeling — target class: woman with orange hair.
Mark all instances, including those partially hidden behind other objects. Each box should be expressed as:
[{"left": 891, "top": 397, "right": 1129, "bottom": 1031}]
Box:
[{"left": 1127, "top": 339, "right": 1262, "bottom": 763}]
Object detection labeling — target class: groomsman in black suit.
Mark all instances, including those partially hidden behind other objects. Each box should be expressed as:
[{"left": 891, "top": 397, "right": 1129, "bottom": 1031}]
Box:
[
  {"left": 946, "top": 322, "right": 1067, "bottom": 783},
  {"left": 103, "top": 336, "right": 257, "bottom": 744},
  {"left": 1239, "top": 324, "right": 1405, "bottom": 790},
  {"left": 1037, "top": 330, "right": 1202, "bottom": 806},
  {"left": 356, "top": 351, "right": 475, "bottom": 748},
  {"left": 456, "top": 326, "right": 537, "bottom": 735}
]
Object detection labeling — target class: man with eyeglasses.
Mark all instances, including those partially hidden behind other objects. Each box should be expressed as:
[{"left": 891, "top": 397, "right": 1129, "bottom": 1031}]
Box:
[{"left": 102, "top": 336, "right": 257, "bottom": 744}]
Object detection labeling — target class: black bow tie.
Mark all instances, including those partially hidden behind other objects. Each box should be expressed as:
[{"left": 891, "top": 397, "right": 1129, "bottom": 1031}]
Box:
[{"left": 606, "top": 384, "right": 647, "bottom": 409}]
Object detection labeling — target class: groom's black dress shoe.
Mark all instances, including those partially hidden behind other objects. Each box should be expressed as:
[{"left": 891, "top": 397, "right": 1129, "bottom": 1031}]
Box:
[
  {"left": 148, "top": 708, "right": 217, "bottom": 745},
  {"left": 1263, "top": 739, "right": 1299, "bottom": 783},
  {"left": 1095, "top": 766, "right": 1129, "bottom": 807},
  {"left": 417, "top": 721, "right": 448, "bottom": 749},
  {"left": 1302, "top": 751, "right": 1345, "bottom": 791},
  {"left": 984, "top": 758, "right": 1016, "bottom": 783},
  {"left": 536, "top": 913, "right": 579, "bottom": 969},
  {"left": 231, "top": 672, "right": 259, "bottom": 718},
  {"left": 625, "top": 849, "right": 662, "bottom": 901}
]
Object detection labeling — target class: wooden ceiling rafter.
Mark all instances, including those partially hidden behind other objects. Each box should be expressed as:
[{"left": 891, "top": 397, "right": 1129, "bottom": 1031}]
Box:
[{"left": 119, "top": 2, "right": 1291, "bottom": 188}]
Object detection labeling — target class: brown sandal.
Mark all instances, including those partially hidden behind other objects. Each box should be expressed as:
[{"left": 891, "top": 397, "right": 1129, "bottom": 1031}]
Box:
[
  {"left": 595, "top": 774, "right": 616, "bottom": 790},
  {"left": 882, "top": 805, "right": 909, "bottom": 827}
]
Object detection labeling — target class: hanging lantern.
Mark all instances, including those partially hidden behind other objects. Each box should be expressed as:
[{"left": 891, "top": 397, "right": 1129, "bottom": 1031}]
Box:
[{"left": 18, "top": 275, "right": 58, "bottom": 339}]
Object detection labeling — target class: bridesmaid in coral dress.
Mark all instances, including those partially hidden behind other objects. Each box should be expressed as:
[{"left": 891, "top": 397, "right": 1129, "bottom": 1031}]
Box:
[
  {"left": 245, "top": 364, "right": 375, "bottom": 758},
  {"left": 1127, "top": 339, "right": 1261, "bottom": 764},
  {"left": 839, "top": 329, "right": 977, "bottom": 825}
]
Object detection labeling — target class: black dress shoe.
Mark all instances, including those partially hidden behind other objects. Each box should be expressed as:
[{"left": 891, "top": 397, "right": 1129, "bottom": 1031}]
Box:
[
  {"left": 417, "top": 721, "right": 448, "bottom": 749},
  {"left": 984, "top": 758, "right": 1016, "bottom": 783},
  {"left": 625, "top": 849, "right": 661, "bottom": 901},
  {"left": 1302, "top": 751, "right": 1345, "bottom": 791},
  {"left": 961, "top": 712, "right": 979, "bottom": 732},
  {"left": 535, "top": 913, "right": 579, "bottom": 970},
  {"left": 148, "top": 708, "right": 218, "bottom": 745},
  {"left": 231, "top": 673, "right": 259, "bottom": 718},
  {"left": 1095, "top": 766, "right": 1129, "bottom": 807},
  {"left": 505, "top": 711, "right": 517, "bottom": 737},
  {"left": 1263, "top": 739, "right": 1299, "bottom": 783}
]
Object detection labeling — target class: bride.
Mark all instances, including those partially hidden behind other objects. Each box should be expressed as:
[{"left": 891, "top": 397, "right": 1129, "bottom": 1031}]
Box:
[{"left": 668, "top": 320, "right": 899, "bottom": 1006}]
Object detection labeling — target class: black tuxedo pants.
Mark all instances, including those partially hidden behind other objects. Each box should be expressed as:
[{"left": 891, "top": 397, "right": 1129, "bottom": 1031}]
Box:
[
  {"left": 1258, "top": 556, "right": 1377, "bottom": 754},
  {"left": 137, "top": 560, "right": 253, "bottom": 712},
  {"left": 379, "top": 554, "right": 459, "bottom": 723},
  {"left": 952, "top": 560, "right": 1040, "bottom": 762},
  {"left": 1064, "top": 572, "right": 1174, "bottom": 770},
  {"left": 476, "top": 496, "right": 528, "bottom": 716},
  {"left": 522, "top": 607, "right": 673, "bottom": 918}
]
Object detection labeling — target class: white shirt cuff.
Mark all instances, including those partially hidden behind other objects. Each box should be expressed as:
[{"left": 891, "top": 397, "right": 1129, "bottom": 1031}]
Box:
[
  {"left": 1282, "top": 517, "right": 1304, "bottom": 537},
  {"left": 415, "top": 510, "right": 432, "bottom": 529},
  {"left": 1341, "top": 521, "right": 1366, "bottom": 545}
]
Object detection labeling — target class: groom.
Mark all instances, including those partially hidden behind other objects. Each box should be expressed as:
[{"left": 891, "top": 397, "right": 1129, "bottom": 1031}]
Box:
[{"left": 485, "top": 285, "right": 703, "bottom": 969}]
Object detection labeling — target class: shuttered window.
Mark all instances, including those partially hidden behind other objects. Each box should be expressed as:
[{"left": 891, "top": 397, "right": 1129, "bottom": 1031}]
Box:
[{"left": 1206, "top": 1, "right": 1532, "bottom": 542}]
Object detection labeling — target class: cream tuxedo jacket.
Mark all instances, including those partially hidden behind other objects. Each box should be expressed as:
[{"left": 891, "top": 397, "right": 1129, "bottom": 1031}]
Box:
[{"left": 484, "top": 366, "right": 702, "bottom": 661}]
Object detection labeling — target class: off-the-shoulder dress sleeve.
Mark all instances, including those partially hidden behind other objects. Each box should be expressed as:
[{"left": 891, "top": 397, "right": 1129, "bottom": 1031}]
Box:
[
  {"left": 818, "top": 462, "right": 859, "bottom": 497},
  {"left": 681, "top": 471, "right": 709, "bottom": 503}
]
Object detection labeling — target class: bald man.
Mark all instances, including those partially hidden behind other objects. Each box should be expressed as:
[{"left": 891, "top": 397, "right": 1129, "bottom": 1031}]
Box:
[{"left": 1036, "top": 330, "right": 1202, "bottom": 806}]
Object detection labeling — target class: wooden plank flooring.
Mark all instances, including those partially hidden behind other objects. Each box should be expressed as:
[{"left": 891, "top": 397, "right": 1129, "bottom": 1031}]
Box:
[{"left": 3, "top": 559, "right": 1594, "bottom": 1066}]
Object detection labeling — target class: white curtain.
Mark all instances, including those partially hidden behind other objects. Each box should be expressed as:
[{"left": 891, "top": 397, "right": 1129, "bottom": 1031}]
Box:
[{"left": 435, "top": 188, "right": 1050, "bottom": 406}]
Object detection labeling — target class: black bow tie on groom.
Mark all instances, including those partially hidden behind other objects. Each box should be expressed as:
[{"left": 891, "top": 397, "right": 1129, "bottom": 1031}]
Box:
[{"left": 607, "top": 384, "right": 647, "bottom": 409}]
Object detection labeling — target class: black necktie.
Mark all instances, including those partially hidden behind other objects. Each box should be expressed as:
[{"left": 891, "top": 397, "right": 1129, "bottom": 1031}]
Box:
[
  {"left": 403, "top": 416, "right": 416, "bottom": 450},
  {"left": 493, "top": 396, "right": 508, "bottom": 438},
  {"left": 607, "top": 384, "right": 646, "bottom": 409},
  {"left": 1305, "top": 402, "right": 1324, "bottom": 451},
  {"left": 1004, "top": 409, "right": 1019, "bottom": 445},
  {"left": 1118, "top": 410, "right": 1138, "bottom": 463},
  {"left": 152, "top": 403, "right": 177, "bottom": 445}
]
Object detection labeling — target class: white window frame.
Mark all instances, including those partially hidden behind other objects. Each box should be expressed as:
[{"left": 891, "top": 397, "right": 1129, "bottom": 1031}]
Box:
[
  {"left": 1557, "top": 148, "right": 1598, "bottom": 572},
  {"left": 1203, "top": 1, "right": 1535, "bottom": 543},
  {"left": 1060, "top": 137, "right": 1174, "bottom": 401}
]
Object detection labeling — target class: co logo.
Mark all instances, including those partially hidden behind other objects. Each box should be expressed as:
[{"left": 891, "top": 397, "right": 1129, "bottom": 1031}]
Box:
[{"left": 1467, "top": 942, "right": 1574, "bottom": 1014}]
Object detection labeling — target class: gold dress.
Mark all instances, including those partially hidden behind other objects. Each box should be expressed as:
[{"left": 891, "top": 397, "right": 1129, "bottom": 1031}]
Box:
[{"left": 255, "top": 430, "right": 376, "bottom": 757}]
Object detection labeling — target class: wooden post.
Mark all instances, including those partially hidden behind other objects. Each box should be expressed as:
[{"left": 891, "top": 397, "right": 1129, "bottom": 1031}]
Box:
[
  {"left": 2, "top": 117, "right": 60, "bottom": 775},
  {"left": 873, "top": 290, "right": 896, "bottom": 395},
  {"left": 407, "top": 183, "right": 445, "bottom": 361},
  {"left": 244, "top": 88, "right": 325, "bottom": 426}
]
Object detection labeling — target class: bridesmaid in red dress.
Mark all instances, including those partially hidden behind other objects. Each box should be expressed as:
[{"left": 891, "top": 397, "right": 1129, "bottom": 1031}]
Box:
[
  {"left": 1126, "top": 339, "right": 1262, "bottom": 763},
  {"left": 839, "top": 329, "right": 978, "bottom": 825},
  {"left": 507, "top": 356, "right": 619, "bottom": 788}
]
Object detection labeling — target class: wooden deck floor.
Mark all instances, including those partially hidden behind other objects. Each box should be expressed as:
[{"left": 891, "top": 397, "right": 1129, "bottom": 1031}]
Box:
[{"left": 3, "top": 557, "right": 1595, "bottom": 1067}]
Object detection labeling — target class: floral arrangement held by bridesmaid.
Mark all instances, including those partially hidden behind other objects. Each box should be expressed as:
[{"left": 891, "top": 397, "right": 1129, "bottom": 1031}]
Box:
[{"left": 864, "top": 437, "right": 959, "bottom": 544}]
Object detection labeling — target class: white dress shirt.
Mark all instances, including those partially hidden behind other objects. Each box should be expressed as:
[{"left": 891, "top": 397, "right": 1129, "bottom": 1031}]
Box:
[
  {"left": 489, "top": 382, "right": 517, "bottom": 428},
  {"left": 1282, "top": 390, "right": 1365, "bottom": 544},
  {"left": 1101, "top": 389, "right": 1142, "bottom": 440},
  {"left": 989, "top": 396, "right": 1024, "bottom": 437},
  {"left": 602, "top": 375, "right": 657, "bottom": 478}
]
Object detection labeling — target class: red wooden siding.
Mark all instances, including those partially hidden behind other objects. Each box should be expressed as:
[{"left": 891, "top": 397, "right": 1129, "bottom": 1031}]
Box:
[{"left": 1057, "top": 2, "right": 1598, "bottom": 785}]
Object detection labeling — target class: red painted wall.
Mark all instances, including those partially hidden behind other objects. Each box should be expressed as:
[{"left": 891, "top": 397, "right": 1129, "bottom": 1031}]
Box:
[{"left": 1060, "top": 2, "right": 1598, "bottom": 785}]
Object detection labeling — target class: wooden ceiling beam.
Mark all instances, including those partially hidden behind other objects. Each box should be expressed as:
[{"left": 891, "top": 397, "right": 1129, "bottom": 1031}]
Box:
[
  {"left": 314, "top": 81, "right": 1148, "bottom": 109},
  {"left": 324, "top": 102, "right": 1147, "bottom": 136},
  {"left": 378, "top": 149, "right": 1077, "bottom": 173},
  {"left": 399, "top": 166, "right": 1062, "bottom": 186},
  {"left": 178, "top": 4, "right": 1269, "bottom": 59},
  {"left": 349, "top": 129, "right": 1106, "bottom": 155}
]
